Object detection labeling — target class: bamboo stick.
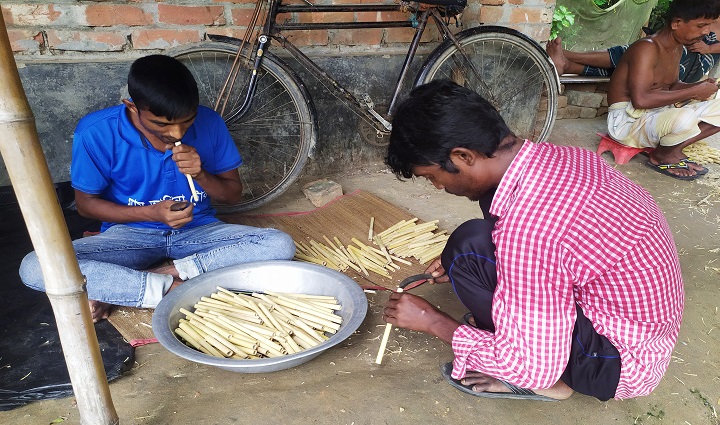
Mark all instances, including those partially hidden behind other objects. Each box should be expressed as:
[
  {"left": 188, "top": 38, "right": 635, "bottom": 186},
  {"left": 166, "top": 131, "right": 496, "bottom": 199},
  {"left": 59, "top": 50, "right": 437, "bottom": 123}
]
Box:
[
  {"left": 368, "top": 216, "right": 375, "bottom": 241},
  {"left": 278, "top": 293, "right": 340, "bottom": 301},
  {"left": 178, "top": 322, "right": 225, "bottom": 357},
  {"left": 181, "top": 320, "right": 234, "bottom": 357},
  {"left": 266, "top": 293, "right": 339, "bottom": 317},
  {"left": 294, "top": 252, "right": 327, "bottom": 266},
  {"left": 378, "top": 218, "right": 418, "bottom": 238},
  {"left": 0, "top": 16, "right": 119, "bottom": 423},
  {"left": 175, "top": 327, "right": 211, "bottom": 355},
  {"left": 376, "top": 288, "right": 403, "bottom": 364}
]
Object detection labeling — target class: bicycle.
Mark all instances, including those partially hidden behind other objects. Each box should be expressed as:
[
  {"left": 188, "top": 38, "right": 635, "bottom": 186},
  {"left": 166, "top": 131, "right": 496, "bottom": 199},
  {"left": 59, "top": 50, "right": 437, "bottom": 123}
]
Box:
[{"left": 167, "top": 0, "right": 560, "bottom": 213}]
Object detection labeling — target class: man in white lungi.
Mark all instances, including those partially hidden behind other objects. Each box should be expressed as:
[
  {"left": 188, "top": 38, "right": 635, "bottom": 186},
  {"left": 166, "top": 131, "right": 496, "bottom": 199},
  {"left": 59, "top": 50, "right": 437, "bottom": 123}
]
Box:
[{"left": 607, "top": 0, "right": 720, "bottom": 180}]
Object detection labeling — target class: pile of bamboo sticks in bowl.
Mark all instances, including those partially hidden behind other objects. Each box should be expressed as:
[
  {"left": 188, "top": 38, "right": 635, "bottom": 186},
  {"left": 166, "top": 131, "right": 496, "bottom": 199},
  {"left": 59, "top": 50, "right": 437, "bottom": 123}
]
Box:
[
  {"left": 174, "top": 287, "right": 342, "bottom": 359},
  {"left": 293, "top": 217, "right": 448, "bottom": 279}
]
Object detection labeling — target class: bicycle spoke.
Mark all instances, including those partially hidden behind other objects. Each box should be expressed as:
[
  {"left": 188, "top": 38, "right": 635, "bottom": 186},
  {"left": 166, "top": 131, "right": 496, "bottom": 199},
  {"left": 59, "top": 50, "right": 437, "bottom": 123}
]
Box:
[
  {"left": 170, "top": 42, "right": 316, "bottom": 211},
  {"left": 419, "top": 28, "right": 558, "bottom": 142}
]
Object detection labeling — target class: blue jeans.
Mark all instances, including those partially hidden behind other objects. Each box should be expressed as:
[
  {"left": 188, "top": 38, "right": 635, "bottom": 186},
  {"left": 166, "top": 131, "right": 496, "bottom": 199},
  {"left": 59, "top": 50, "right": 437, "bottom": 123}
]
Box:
[{"left": 19, "top": 221, "right": 295, "bottom": 308}]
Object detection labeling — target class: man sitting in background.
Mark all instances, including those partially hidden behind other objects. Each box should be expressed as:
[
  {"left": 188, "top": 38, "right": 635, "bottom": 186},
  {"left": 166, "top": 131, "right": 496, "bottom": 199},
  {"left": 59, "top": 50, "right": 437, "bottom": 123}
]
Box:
[
  {"left": 547, "top": 18, "right": 720, "bottom": 83},
  {"left": 605, "top": 0, "right": 720, "bottom": 180}
]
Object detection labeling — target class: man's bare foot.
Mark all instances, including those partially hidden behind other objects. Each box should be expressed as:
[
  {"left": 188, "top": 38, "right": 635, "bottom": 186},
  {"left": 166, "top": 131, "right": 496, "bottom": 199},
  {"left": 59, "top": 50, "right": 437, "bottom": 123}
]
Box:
[
  {"left": 89, "top": 299, "right": 112, "bottom": 323},
  {"left": 167, "top": 277, "right": 184, "bottom": 294},
  {"left": 546, "top": 37, "right": 568, "bottom": 75},
  {"left": 460, "top": 371, "right": 574, "bottom": 400},
  {"left": 147, "top": 260, "right": 180, "bottom": 279},
  {"left": 682, "top": 158, "right": 708, "bottom": 174}
]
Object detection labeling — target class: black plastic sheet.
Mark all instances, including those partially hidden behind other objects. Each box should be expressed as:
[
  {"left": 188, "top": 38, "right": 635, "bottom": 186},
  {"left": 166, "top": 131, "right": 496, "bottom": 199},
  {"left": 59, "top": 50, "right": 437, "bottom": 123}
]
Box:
[{"left": 0, "top": 183, "right": 134, "bottom": 411}]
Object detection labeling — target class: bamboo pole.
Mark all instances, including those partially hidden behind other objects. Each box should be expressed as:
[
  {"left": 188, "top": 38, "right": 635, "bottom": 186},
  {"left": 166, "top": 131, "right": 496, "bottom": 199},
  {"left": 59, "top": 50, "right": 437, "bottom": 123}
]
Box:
[{"left": 0, "top": 16, "right": 118, "bottom": 425}]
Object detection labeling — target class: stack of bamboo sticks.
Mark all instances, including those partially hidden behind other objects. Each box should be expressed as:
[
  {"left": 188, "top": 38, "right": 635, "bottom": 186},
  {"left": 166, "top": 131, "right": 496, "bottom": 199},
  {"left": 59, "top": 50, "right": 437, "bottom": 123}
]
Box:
[
  {"left": 174, "top": 287, "right": 342, "bottom": 359},
  {"left": 683, "top": 141, "right": 720, "bottom": 164},
  {"left": 292, "top": 217, "right": 448, "bottom": 279}
]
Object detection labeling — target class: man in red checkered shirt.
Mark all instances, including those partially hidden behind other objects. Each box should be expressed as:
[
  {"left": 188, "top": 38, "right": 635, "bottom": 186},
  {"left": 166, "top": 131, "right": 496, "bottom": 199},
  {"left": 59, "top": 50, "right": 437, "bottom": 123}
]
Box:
[{"left": 383, "top": 80, "right": 684, "bottom": 401}]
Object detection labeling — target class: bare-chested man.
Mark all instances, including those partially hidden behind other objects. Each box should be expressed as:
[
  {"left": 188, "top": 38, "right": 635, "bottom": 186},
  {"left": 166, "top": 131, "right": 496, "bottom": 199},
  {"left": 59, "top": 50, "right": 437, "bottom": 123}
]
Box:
[
  {"left": 546, "top": 18, "right": 720, "bottom": 83},
  {"left": 606, "top": 0, "right": 720, "bottom": 180}
]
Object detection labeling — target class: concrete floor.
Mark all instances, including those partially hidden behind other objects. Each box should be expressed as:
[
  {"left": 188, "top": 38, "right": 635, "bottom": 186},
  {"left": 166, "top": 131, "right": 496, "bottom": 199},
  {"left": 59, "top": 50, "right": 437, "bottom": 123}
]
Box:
[{"left": 1, "top": 117, "right": 719, "bottom": 425}]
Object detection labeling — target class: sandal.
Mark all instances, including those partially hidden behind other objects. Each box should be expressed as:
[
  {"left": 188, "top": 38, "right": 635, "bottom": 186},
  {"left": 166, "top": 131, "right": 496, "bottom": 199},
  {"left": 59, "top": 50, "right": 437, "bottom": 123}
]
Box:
[
  {"left": 440, "top": 362, "right": 558, "bottom": 402},
  {"left": 644, "top": 160, "right": 702, "bottom": 181},
  {"left": 682, "top": 158, "right": 708, "bottom": 175}
]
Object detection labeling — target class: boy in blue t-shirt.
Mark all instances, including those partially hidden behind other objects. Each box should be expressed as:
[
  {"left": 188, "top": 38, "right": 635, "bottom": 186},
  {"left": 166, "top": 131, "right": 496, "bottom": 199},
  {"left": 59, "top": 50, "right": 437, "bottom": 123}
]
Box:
[{"left": 20, "top": 55, "right": 295, "bottom": 322}]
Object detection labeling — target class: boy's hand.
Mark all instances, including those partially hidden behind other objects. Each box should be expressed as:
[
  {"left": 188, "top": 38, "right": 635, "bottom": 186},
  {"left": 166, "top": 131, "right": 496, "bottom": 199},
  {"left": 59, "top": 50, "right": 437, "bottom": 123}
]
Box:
[
  {"left": 171, "top": 143, "right": 202, "bottom": 178},
  {"left": 154, "top": 199, "right": 193, "bottom": 228}
]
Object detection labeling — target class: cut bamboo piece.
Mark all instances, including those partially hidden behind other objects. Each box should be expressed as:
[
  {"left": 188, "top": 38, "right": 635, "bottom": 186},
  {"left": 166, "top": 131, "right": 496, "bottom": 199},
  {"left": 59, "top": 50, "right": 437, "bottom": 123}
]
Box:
[
  {"left": 175, "top": 327, "right": 211, "bottom": 355},
  {"left": 177, "top": 323, "right": 224, "bottom": 357},
  {"left": 294, "top": 252, "right": 327, "bottom": 266},
  {"left": 376, "top": 287, "right": 403, "bottom": 364},
  {"left": 379, "top": 218, "right": 418, "bottom": 238},
  {"left": 266, "top": 293, "right": 339, "bottom": 318},
  {"left": 368, "top": 216, "right": 375, "bottom": 241},
  {"left": 175, "top": 287, "right": 345, "bottom": 360},
  {"left": 183, "top": 320, "right": 234, "bottom": 357}
]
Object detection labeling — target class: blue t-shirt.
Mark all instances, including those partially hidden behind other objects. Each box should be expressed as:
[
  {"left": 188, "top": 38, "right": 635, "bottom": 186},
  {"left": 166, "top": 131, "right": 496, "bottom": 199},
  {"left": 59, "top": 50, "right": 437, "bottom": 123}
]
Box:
[{"left": 71, "top": 104, "right": 242, "bottom": 231}]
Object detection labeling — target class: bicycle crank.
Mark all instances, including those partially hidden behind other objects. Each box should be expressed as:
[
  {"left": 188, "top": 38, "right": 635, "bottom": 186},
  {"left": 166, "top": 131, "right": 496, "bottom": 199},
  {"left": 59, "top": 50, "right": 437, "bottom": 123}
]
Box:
[{"left": 358, "top": 118, "right": 391, "bottom": 147}]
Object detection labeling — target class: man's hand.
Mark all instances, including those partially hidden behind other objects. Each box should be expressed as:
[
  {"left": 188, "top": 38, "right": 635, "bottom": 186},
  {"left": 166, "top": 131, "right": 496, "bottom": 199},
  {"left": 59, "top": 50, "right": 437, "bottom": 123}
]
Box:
[
  {"left": 153, "top": 199, "right": 194, "bottom": 229},
  {"left": 424, "top": 258, "right": 450, "bottom": 284},
  {"left": 171, "top": 143, "right": 203, "bottom": 178},
  {"left": 692, "top": 79, "right": 719, "bottom": 101},
  {"left": 383, "top": 292, "right": 458, "bottom": 342},
  {"left": 688, "top": 39, "right": 715, "bottom": 55}
]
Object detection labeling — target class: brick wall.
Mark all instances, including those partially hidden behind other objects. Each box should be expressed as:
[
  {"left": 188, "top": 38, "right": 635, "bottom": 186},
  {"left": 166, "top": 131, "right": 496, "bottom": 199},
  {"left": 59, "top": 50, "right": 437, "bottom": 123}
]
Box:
[{"left": 3, "top": 0, "right": 555, "bottom": 58}]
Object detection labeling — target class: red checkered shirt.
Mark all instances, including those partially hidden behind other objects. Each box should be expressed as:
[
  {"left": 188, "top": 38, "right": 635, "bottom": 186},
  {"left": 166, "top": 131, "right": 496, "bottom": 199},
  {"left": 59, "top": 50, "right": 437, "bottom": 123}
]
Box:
[{"left": 450, "top": 141, "right": 684, "bottom": 399}]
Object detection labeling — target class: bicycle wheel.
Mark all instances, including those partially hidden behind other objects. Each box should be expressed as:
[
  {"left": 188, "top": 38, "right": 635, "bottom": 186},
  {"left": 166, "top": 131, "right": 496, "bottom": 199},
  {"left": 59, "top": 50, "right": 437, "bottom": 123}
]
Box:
[
  {"left": 168, "top": 41, "right": 317, "bottom": 213},
  {"left": 416, "top": 26, "right": 559, "bottom": 143}
]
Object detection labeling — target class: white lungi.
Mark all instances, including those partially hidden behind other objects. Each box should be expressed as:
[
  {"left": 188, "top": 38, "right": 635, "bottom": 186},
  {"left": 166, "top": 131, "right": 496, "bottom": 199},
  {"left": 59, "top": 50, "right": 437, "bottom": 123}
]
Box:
[{"left": 607, "top": 98, "right": 720, "bottom": 148}]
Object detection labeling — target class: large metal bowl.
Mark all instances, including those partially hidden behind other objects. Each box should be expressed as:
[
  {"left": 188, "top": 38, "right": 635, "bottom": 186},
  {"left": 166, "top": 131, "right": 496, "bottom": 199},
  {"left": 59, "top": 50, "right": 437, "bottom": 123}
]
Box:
[{"left": 152, "top": 261, "right": 368, "bottom": 373}]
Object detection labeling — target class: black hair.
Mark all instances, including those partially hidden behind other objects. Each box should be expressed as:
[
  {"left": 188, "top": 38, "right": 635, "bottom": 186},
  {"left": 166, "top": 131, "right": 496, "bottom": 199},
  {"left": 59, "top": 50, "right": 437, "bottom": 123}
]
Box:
[
  {"left": 666, "top": 0, "right": 720, "bottom": 24},
  {"left": 127, "top": 55, "right": 199, "bottom": 120},
  {"left": 385, "top": 79, "right": 512, "bottom": 179}
]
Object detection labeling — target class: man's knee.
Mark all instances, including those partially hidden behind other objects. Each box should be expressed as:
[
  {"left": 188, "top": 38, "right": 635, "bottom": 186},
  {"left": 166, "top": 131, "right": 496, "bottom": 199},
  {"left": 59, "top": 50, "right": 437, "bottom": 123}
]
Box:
[
  {"left": 19, "top": 251, "right": 46, "bottom": 291},
  {"left": 262, "top": 229, "right": 296, "bottom": 260},
  {"left": 443, "top": 219, "right": 495, "bottom": 259}
]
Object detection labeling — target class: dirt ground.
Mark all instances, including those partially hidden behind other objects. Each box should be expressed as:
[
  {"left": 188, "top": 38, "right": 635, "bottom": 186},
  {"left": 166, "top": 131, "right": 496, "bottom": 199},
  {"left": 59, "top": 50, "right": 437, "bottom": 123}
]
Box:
[{"left": 2, "top": 117, "right": 719, "bottom": 425}]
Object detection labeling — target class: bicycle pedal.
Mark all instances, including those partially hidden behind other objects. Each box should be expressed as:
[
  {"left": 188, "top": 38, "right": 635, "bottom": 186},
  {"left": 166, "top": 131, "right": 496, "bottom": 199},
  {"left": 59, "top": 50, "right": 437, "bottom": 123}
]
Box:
[{"left": 359, "top": 93, "right": 375, "bottom": 109}]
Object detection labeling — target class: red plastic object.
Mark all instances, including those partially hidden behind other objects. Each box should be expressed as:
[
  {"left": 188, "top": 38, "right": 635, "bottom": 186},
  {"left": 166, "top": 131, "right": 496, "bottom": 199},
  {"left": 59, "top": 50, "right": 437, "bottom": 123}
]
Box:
[{"left": 595, "top": 132, "right": 653, "bottom": 164}]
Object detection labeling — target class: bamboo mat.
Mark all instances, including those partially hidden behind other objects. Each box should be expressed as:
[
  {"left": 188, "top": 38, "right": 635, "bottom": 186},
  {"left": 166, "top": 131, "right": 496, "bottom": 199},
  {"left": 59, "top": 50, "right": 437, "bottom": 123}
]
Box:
[
  {"left": 107, "top": 307, "right": 156, "bottom": 346},
  {"left": 107, "top": 189, "right": 440, "bottom": 344}
]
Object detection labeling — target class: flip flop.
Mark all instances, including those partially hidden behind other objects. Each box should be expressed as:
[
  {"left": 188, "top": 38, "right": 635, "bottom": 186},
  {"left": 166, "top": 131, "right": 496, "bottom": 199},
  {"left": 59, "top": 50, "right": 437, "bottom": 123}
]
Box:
[
  {"left": 644, "top": 160, "right": 702, "bottom": 181},
  {"left": 682, "top": 158, "right": 709, "bottom": 175},
  {"left": 440, "top": 362, "right": 558, "bottom": 402}
]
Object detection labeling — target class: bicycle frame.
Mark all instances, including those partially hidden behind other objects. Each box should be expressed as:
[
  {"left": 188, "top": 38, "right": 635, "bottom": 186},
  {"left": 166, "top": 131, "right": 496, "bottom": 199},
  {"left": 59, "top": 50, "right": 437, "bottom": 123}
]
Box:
[{"left": 226, "top": 0, "right": 469, "bottom": 134}]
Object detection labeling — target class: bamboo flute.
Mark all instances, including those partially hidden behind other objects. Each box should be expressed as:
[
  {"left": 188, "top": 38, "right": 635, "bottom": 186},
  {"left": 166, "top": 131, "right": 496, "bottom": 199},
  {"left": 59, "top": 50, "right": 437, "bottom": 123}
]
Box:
[{"left": 0, "top": 16, "right": 118, "bottom": 424}]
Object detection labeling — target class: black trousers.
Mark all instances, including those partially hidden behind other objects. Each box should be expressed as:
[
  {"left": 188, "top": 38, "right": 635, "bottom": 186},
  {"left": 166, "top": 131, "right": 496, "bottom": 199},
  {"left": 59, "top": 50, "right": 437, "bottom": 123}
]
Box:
[{"left": 441, "top": 219, "right": 621, "bottom": 401}]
